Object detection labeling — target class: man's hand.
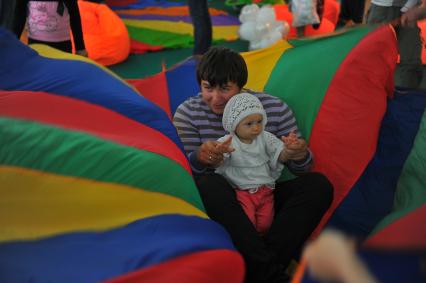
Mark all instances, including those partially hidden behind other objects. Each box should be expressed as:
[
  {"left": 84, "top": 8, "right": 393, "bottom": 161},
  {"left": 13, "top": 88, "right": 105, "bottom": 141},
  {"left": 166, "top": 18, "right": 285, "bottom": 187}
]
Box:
[{"left": 197, "top": 136, "right": 234, "bottom": 167}]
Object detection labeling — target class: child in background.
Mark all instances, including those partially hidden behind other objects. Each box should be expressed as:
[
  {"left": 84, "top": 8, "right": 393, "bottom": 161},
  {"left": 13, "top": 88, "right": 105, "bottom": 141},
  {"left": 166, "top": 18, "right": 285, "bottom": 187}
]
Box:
[
  {"left": 15, "top": 0, "right": 87, "bottom": 56},
  {"left": 215, "top": 92, "right": 299, "bottom": 234}
]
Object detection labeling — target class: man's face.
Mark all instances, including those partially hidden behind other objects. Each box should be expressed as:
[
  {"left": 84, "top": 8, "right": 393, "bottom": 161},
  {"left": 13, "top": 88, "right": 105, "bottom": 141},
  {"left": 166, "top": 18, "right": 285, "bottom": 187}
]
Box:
[{"left": 200, "top": 80, "right": 241, "bottom": 114}]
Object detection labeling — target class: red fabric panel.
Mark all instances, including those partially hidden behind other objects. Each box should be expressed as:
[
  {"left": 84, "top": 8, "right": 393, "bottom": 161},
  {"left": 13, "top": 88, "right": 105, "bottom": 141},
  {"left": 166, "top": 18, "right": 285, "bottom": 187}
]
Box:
[
  {"left": 127, "top": 72, "right": 172, "bottom": 119},
  {"left": 364, "top": 205, "right": 426, "bottom": 250},
  {"left": 0, "top": 91, "right": 190, "bottom": 173},
  {"left": 309, "top": 25, "right": 398, "bottom": 237},
  {"left": 104, "top": 249, "right": 245, "bottom": 283},
  {"left": 130, "top": 39, "right": 164, "bottom": 54}
]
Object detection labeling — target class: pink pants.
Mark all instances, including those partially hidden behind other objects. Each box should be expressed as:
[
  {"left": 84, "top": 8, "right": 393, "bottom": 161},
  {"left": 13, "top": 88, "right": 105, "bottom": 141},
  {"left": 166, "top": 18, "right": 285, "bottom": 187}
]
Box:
[{"left": 235, "top": 185, "right": 274, "bottom": 234}]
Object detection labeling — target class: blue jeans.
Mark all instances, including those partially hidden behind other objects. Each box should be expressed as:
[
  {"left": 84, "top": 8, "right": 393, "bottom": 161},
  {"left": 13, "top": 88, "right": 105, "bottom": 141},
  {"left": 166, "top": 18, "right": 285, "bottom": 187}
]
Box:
[{"left": 188, "top": 0, "right": 212, "bottom": 55}]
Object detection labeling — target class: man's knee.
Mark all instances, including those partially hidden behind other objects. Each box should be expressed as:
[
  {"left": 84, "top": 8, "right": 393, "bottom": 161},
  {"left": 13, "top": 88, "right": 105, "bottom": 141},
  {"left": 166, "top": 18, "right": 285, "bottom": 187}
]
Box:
[
  {"left": 195, "top": 173, "right": 234, "bottom": 198},
  {"left": 306, "top": 172, "right": 334, "bottom": 208}
]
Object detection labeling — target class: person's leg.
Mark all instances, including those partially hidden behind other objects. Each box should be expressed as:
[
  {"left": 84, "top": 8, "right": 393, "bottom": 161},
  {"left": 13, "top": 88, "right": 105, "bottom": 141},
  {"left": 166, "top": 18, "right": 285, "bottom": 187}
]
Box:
[
  {"left": 338, "top": 0, "right": 365, "bottom": 27},
  {"left": 188, "top": 0, "right": 212, "bottom": 55},
  {"left": 366, "top": 5, "right": 422, "bottom": 89},
  {"left": 195, "top": 174, "right": 283, "bottom": 283},
  {"left": 254, "top": 186, "right": 274, "bottom": 235},
  {"left": 347, "top": 0, "right": 366, "bottom": 23},
  {"left": 265, "top": 172, "right": 333, "bottom": 269},
  {"left": 396, "top": 24, "right": 422, "bottom": 89}
]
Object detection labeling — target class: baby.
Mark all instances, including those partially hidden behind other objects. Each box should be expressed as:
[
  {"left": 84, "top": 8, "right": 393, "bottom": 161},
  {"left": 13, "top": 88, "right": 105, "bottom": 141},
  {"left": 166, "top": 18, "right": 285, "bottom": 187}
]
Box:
[{"left": 215, "top": 92, "right": 299, "bottom": 234}]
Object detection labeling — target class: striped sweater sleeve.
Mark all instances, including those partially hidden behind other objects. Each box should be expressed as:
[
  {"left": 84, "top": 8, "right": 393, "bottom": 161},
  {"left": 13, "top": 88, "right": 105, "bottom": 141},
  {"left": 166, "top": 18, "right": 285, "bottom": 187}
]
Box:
[{"left": 173, "top": 101, "right": 207, "bottom": 174}]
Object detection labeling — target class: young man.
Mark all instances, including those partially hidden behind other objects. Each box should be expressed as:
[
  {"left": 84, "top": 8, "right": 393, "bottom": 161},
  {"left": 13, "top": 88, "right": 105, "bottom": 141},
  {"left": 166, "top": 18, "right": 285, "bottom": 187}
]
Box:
[{"left": 173, "top": 46, "right": 333, "bottom": 283}]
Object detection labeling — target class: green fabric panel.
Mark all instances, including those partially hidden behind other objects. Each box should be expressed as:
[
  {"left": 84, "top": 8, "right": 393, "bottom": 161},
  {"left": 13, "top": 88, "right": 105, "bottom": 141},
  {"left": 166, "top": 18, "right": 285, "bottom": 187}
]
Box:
[
  {"left": 126, "top": 25, "right": 231, "bottom": 50},
  {"left": 0, "top": 117, "right": 204, "bottom": 211},
  {"left": 264, "top": 26, "right": 374, "bottom": 140},
  {"left": 126, "top": 25, "right": 194, "bottom": 49},
  {"left": 371, "top": 111, "right": 426, "bottom": 235}
]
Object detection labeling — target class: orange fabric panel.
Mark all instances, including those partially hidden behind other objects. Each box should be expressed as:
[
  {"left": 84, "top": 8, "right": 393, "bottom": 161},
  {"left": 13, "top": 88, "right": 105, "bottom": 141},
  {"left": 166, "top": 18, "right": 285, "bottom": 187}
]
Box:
[{"left": 78, "top": 1, "right": 130, "bottom": 66}]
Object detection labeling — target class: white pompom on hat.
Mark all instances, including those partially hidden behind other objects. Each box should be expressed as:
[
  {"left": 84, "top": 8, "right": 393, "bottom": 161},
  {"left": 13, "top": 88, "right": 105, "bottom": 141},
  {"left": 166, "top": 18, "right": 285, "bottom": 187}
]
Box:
[{"left": 222, "top": 92, "right": 267, "bottom": 133}]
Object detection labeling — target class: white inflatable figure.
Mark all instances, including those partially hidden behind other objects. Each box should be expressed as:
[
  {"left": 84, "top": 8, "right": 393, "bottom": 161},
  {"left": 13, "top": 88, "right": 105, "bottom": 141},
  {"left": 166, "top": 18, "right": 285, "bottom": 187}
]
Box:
[
  {"left": 291, "top": 0, "right": 320, "bottom": 27},
  {"left": 238, "top": 4, "right": 289, "bottom": 51}
]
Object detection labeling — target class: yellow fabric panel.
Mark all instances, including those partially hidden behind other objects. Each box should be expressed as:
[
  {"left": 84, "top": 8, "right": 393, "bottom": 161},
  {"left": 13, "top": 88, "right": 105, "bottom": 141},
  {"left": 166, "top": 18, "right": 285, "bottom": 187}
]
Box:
[
  {"left": 30, "top": 44, "right": 138, "bottom": 92},
  {"left": 0, "top": 166, "right": 207, "bottom": 242},
  {"left": 123, "top": 19, "right": 239, "bottom": 41},
  {"left": 242, "top": 40, "right": 293, "bottom": 92}
]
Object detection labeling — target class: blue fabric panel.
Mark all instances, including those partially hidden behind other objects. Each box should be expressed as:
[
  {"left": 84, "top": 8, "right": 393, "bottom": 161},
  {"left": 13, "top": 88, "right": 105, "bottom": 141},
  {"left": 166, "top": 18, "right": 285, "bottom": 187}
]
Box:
[
  {"left": 165, "top": 57, "right": 201, "bottom": 115},
  {"left": 327, "top": 89, "right": 426, "bottom": 239},
  {"left": 0, "top": 28, "right": 184, "bottom": 151},
  {"left": 0, "top": 215, "right": 235, "bottom": 283}
]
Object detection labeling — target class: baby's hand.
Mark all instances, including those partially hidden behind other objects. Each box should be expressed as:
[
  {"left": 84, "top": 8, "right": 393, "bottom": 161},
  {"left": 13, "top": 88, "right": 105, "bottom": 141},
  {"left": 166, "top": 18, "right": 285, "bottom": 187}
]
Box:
[
  {"left": 216, "top": 136, "right": 235, "bottom": 154},
  {"left": 282, "top": 131, "right": 298, "bottom": 145}
]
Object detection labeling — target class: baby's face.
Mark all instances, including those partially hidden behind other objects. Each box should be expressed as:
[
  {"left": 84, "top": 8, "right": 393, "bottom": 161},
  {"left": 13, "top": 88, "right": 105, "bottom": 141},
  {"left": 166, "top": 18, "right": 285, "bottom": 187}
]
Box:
[{"left": 235, "top": 113, "right": 263, "bottom": 144}]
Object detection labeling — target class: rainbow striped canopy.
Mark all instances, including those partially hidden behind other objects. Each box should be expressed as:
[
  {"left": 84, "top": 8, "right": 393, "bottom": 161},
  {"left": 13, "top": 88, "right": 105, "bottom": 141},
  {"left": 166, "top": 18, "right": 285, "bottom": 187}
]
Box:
[
  {"left": 105, "top": 0, "right": 240, "bottom": 53},
  {"left": 1, "top": 21, "right": 425, "bottom": 282},
  {"left": 0, "top": 28, "right": 244, "bottom": 283},
  {"left": 132, "top": 24, "right": 400, "bottom": 237},
  {"left": 129, "top": 23, "right": 425, "bottom": 281}
]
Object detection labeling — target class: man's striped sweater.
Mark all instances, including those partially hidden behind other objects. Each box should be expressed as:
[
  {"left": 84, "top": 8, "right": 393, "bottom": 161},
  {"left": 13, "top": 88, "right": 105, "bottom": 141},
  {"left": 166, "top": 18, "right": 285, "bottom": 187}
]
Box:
[{"left": 173, "top": 90, "right": 313, "bottom": 175}]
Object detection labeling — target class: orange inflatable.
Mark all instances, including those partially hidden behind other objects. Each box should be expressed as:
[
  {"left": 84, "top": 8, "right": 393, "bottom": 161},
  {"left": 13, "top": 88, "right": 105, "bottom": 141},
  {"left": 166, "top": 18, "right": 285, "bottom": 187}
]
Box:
[
  {"left": 322, "top": 0, "right": 340, "bottom": 26},
  {"left": 274, "top": 0, "right": 340, "bottom": 39},
  {"left": 78, "top": 1, "right": 130, "bottom": 66},
  {"left": 304, "top": 18, "right": 335, "bottom": 36}
]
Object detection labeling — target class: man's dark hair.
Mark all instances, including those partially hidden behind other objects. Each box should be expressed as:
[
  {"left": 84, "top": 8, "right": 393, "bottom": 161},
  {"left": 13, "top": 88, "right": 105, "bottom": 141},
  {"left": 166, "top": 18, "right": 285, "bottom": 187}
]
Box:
[{"left": 196, "top": 46, "right": 248, "bottom": 88}]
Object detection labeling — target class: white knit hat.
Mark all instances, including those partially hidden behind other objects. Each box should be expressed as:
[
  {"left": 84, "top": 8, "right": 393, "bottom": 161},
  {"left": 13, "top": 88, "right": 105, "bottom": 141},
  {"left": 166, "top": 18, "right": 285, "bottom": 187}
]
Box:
[{"left": 222, "top": 92, "right": 267, "bottom": 133}]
